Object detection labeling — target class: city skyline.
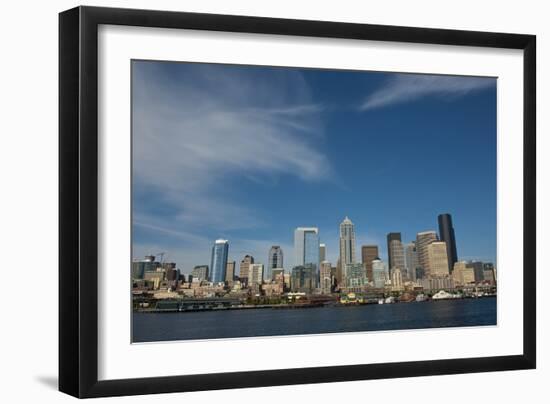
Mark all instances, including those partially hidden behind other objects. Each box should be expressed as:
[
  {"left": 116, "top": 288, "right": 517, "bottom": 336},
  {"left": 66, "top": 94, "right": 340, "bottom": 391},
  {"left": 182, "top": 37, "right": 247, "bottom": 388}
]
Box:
[
  {"left": 132, "top": 61, "right": 497, "bottom": 273},
  {"left": 133, "top": 212, "right": 491, "bottom": 279}
]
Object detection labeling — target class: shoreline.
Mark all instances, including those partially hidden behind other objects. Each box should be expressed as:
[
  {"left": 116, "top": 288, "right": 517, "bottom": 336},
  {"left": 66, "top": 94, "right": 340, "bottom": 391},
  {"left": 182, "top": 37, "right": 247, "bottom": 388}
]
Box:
[{"left": 133, "top": 294, "right": 496, "bottom": 314}]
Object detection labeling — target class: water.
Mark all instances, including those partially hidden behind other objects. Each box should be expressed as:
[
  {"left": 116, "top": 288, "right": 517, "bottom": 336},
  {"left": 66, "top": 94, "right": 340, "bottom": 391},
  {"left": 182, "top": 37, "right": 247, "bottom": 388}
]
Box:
[{"left": 132, "top": 297, "right": 496, "bottom": 343}]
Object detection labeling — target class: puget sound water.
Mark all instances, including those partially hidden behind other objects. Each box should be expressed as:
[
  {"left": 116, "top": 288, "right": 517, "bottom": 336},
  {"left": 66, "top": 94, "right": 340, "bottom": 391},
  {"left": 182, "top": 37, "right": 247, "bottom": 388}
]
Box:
[{"left": 132, "top": 297, "right": 496, "bottom": 343}]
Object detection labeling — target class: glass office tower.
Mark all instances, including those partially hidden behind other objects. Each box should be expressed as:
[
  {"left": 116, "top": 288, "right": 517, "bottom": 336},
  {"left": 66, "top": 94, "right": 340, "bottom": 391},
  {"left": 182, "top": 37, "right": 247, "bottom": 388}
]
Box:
[
  {"left": 294, "top": 227, "right": 320, "bottom": 284},
  {"left": 210, "top": 239, "right": 229, "bottom": 283}
]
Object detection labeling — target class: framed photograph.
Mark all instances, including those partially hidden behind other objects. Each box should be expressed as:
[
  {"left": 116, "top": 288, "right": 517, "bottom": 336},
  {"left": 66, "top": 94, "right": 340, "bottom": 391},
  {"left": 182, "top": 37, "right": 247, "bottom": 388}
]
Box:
[{"left": 59, "top": 6, "right": 536, "bottom": 398}]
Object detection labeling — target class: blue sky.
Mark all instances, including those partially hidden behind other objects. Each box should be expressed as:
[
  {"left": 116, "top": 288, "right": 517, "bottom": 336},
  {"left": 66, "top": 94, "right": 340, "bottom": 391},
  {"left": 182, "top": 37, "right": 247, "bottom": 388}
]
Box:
[{"left": 132, "top": 60, "right": 497, "bottom": 274}]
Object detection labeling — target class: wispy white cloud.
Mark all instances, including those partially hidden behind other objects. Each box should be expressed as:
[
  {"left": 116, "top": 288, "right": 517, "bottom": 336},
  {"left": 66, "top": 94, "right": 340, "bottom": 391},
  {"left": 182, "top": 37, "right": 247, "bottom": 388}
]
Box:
[
  {"left": 360, "top": 74, "right": 495, "bottom": 111},
  {"left": 133, "top": 219, "right": 210, "bottom": 244},
  {"left": 132, "top": 62, "right": 334, "bottom": 267},
  {"left": 133, "top": 62, "right": 333, "bottom": 233}
]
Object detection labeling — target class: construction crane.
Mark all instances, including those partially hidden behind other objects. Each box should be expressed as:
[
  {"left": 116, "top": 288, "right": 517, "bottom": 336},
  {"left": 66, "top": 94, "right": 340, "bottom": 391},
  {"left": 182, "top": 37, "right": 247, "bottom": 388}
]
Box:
[{"left": 154, "top": 252, "right": 166, "bottom": 264}]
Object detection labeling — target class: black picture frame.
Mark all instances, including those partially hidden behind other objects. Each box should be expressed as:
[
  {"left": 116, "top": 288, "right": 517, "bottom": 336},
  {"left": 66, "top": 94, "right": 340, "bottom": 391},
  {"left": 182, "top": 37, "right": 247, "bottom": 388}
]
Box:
[{"left": 59, "top": 5, "right": 536, "bottom": 398}]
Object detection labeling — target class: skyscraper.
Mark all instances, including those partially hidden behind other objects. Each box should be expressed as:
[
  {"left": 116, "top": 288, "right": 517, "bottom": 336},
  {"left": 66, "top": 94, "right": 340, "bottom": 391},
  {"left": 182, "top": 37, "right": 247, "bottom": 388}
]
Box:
[
  {"left": 372, "top": 258, "right": 387, "bottom": 289},
  {"left": 268, "top": 246, "right": 283, "bottom": 269},
  {"left": 319, "top": 243, "right": 326, "bottom": 262},
  {"left": 438, "top": 213, "right": 458, "bottom": 273},
  {"left": 416, "top": 231, "right": 438, "bottom": 277},
  {"left": 390, "top": 268, "right": 404, "bottom": 291},
  {"left": 361, "top": 245, "right": 379, "bottom": 282},
  {"left": 320, "top": 260, "right": 332, "bottom": 294},
  {"left": 404, "top": 242, "right": 419, "bottom": 280},
  {"left": 239, "top": 254, "right": 254, "bottom": 284},
  {"left": 483, "top": 262, "right": 496, "bottom": 284},
  {"left": 339, "top": 217, "right": 356, "bottom": 285},
  {"left": 225, "top": 261, "right": 236, "bottom": 283},
  {"left": 427, "top": 241, "right": 449, "bottom": 277},
  {"left": 290, "top": 264, "right": 316, "bottom": 292},
  {"left": 267, "top": 246, "right": 283, "bottom": 280},
  {"left": 191, "top": 265, "right": 209, "bottom": 282},
  {"left": 210, "top": 239, "right": 229, "bottom": 283},
  {"left": 249, "top": 263, "right": 264, "bottom": 285},
  {"left": 387, "top": 232, "right": 406, "bottom": 277},
  {"left": 466, "top": 261, "right": 485, "bottom": 283},
  {"left": 294, "top": 227, "right": 320, "bottom": 282},
  {"left": 345, "top": 263, "right": 367, "bottom": 288}
]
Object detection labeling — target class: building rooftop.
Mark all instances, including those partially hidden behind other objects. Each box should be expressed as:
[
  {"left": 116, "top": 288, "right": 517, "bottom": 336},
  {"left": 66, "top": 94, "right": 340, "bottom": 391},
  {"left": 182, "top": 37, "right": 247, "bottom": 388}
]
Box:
[{"left": 341, "top": 216, "right": 353, "bottom": 224}]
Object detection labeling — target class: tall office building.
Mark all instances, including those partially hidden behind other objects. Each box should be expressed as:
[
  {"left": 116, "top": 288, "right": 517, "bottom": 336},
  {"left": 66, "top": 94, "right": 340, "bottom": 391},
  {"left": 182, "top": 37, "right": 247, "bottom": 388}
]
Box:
[
  {"left": 372, "top": 258, "right": 387, "bottom": 289},
  {"left": 132, "top": 255, "right": 160, "bottom": 280},
  {"left": 415, "top": 267, "right": 425, "bottom": 280},
  {"left": 290, "top": 264, "right": 316, "bottom": 292},
  {"left": 162, "top": 262, "right": 176, "bottom": 271},
  {"left": 268, "top": 246, "right": 283, "bottom": 269},
  {"left": 345, "top": 263, "right": 367, "bottom": 288},
  {"left": 416, "top": 231, "right": 438, "bottom": 277},
  {"left": 294, "top": 227, "right": 320, "bottom": 282},
  {"left": 483, "top": 262, "right": 496, "bottom": 284},
  {"left": 319, "top": 243, "right": 326, "bottom": 262},
  {"left": 427, "top": 241, "right": 450, "bottom": 277},
  {"left": 225, "top": 261, "right": 236, "bottom": 283},
  {"left": 390, "top": 268, "right": 404, "bottom": 291},
  {"left": 239, "top": 255, "right": 254, "bottom": 284},
  {"left": 387, "top": 232, "right": 406, "bottom": 277},
  {"left": 267, "top": 246, "right": 283, "bottom": 280},
  {"left": 438, "top": 213, "right": 458, "bottom": 274},
  {"left": 404, "top": 242, "right": 419, "bottom": 280},
  {"left": 320, "top": 260, "right": 332, "bottom": 294},
  {"left": 466, "top": 261, "right": 485, "bottom": 283},
  {"left": 165, "top": 267, "right": 179, "bottom": 281},
  {"left": 210, "top": 239, "right": 229, "bottom": 283},
  {"left": 191, "top": 265, "right": 209, "bottom": 282},
  {"left": 336, "top": 258, "right": 342, "bottom": 287},
  {"left": 452, "top": 261, "right": 475, "bottom": 285},
  {"left": 361, "top": 245, "right": 379, "bottom": 282},
  {"left": 249, "top": 263, "right": 264, "bottom": 285},
  {"left": 339, "top": 217, "right": 357, "bottom": 285}
]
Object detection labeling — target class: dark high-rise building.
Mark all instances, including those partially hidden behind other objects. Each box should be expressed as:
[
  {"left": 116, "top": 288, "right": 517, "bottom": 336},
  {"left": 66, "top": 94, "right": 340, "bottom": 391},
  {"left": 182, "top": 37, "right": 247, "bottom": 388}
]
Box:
[
  {"left": 438, "top": 213, "right": 458, "bottom": 273},
  {"left": 404, "top": 242, "right": 419, "bottom": 280},
  {"left": 166, "top": 267, "right": 179, "bottom": 281},
  {"left": 361, "top": 245, "right": 379, "bottom": 282},
  {"left": 415, "top": 267, "right": 425, "bottom": 280},
  {"left": 162, "top": 262, "right": 176, "bottom": 271},
  {"left": 166, "top": 267, "right": 180, "bottom": 289}
]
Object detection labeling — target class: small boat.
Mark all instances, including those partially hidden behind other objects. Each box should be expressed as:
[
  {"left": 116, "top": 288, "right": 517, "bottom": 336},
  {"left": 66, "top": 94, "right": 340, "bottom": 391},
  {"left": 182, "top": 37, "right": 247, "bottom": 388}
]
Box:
[
  {"left": 432, "top": 290, "right": 462, "bottom": 300},
  {"left": 384, "top": 296, "right": 396, "bottom": 304}
]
